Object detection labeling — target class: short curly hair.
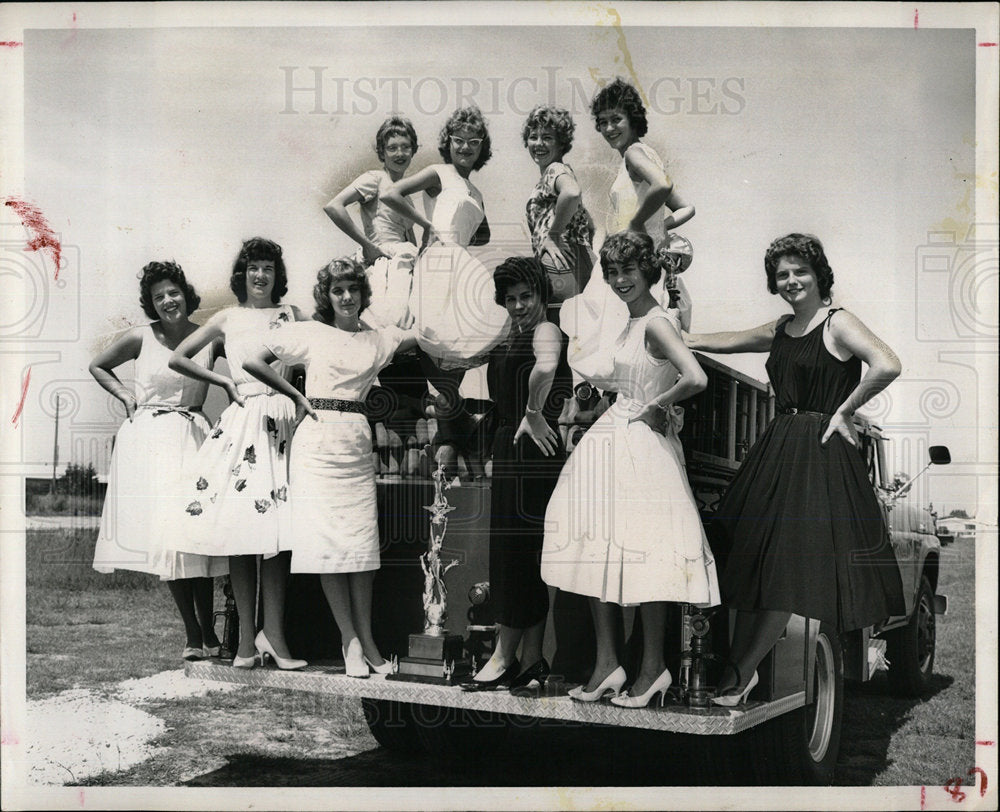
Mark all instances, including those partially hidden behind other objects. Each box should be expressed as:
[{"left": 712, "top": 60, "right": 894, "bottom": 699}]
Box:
[
  {"left": 230, "top": 238, "right": 288, "bottom": 304},
  {"left": 521, "top": 105, "right": 575, "bottom": 156},
  {"left": 138, "top": 260, "right": 200, "bottom": 320},
  {"left": 600, "top": 230, "right": 661, "bottom": 288},
  {"left": 590, "top": 77, "right": 648, "bottom": 139},
  {"left": 375, "top": 115, "right": 418, "bottom": 162},
  {"left": 764, "top": 233, "right": 834, "bottom": 300},
  {"left": 493, "top": 255, "right": 553, "bottom": 307},
  {"left": 313, "top": 257, "right": 372, "bottom": 324},
  {"left": 438, "top": 106, "right": 492, "bottom": 170}
]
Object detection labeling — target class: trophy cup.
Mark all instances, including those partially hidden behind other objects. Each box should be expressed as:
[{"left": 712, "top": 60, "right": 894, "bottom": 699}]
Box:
[{"left": 388, "top": 463, "right": 471, "bottom": 684}]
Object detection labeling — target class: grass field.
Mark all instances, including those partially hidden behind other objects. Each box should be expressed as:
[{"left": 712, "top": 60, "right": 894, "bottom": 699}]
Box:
[{"left": 24, "top": 527, "right": 979, "bottom": 787}]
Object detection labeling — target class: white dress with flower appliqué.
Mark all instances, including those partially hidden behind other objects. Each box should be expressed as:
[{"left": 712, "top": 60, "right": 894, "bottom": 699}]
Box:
[
  {"left": 93, "top": 326, "right": 227, "bottom": 579},
  {"left": 541, "top": 307, "right": 720, "bottom": 606},
  {"left": 172, "top": 305, "right": 296, "bottom": 558},
  {"left": 265, "top": 321, "right": 407, "bottom": 573},
  {"left": 409, "top": 163, "right": 509, "bottom": 367}
]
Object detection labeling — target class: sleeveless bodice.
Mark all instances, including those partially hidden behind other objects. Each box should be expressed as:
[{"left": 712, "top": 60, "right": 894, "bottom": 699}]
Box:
[
  {"left": 133, "top": 325, "right": 210, "bottom": 409},
  {"left": 487, "top": 323, "right": 572, "bottom": 426},
  {"left": 766, "top": 310, "right": 861, "bottom": 413},
  {"left": 424, "top": 163, "right": 484, "bottom": 246},
  {"left": 353, "top": 169, "right": 416, "bottom": 248},
  {"left": 608, "top": 142, "right": 667, "bottom": 246},
  {"left": 222, "top": 305, "right": 295, "bottom": 395}
]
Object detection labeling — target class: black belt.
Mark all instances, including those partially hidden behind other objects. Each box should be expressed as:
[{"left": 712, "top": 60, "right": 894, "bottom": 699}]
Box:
[
  {"left": 309, "top": 398, "right": 365, "bottom": 414},
  {"left": 779, "top": 408, "right": 832, "bottom": 418}
]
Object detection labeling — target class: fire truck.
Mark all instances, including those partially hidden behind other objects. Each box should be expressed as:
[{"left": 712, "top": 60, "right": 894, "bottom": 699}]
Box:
[{"left": 187, "top": 353, "right": 950, "bottom": 786}]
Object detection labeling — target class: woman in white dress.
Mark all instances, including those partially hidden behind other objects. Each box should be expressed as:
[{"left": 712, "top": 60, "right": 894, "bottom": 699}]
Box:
[
  {"left": 541, "top": 231, "right": 718, "bottom": 708},
  {"left": 564, "top": 79, "right": 695, "bottom": 376},
  {"left": 382, "top": 106, "right": 509, "bottom": 476},
  {"left": 323, "top": 115, "right": 420, "bottom": 329},
  {"left": 243, "top": 258, "right": 417, "bottom": 678},
  {"left": 169, "top": 238, "right": 307, "bottom": 670},
  {"left": 91, "top": 261, "right": 227, "bottom": 660}
]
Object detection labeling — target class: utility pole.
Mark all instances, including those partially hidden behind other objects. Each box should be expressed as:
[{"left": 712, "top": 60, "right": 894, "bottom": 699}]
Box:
[{"left": 50, "top": 395, "right": 60, "bottom": 494}]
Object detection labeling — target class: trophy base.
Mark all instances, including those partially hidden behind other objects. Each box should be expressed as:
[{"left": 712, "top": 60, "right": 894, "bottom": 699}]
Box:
[{"left": 385, "top": 633, "right": 470, "bottom": 685}]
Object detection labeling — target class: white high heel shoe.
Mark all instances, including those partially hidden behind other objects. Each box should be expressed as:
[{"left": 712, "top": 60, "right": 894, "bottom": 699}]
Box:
[
  {"left": 610, "top": 668, "right": 673, "bottom": 709},
  {"left": 364, "top": 655, "right": 395, "bottom": 676},
  {"left": 711, "top": 669, "right": 759, "bottom": 707},
  {"left": 342, "top": 639, "right": 370, "bottom": 679},
  {"left": 254, "top": 631, "right": 307, "bottom": 671},
  {"left": 568, "top": 666, "right": 627, "bottom": 702}
]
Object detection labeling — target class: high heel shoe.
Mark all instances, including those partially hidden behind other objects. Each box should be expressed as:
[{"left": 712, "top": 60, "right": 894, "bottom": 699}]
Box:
[
  {"left": 711, "top": 667, "right": 759, "bottom": 707},
  {"left": 610, "top": 667, "right": 673, "bottom": 709},
  {"left": 364, "top": 654, "right": 395, "bottom": 676},
  {"left": 182, "top": 646, "right": 205, "bottom": 661},
  {"left": 460, "top": 658, "right": 520, "bottom": 691},
  {"left": 342, "top": 641, "right": 369, "bottom": 679},
  {"left": 568, "top": 665, "right": 627, "bottom": 702},
  {"left": 254, "top": 631, "right": 307, "bottom": 671},
  {"left": 232, "top": 653, "right": 257, "bottom": 669},
  {"left": 202, "top": 644, "right": 222, "bottom": 659},
  {"left": 509, "top": 658, "right": 551, "bottom": 697}
]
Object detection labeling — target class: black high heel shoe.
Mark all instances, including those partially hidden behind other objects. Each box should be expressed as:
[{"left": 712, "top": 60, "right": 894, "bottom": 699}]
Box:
[
  {"left": 508, "top": 658, "right": 551, "bottom": 697},
  {"left": 460, "top": 658, "right": 520, "bottom": 692}
]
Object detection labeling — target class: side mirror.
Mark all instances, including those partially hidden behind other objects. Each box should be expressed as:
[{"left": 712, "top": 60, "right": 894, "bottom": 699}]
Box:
[{"left": 929, "top": 446, "right": 951, "bottom": 465}]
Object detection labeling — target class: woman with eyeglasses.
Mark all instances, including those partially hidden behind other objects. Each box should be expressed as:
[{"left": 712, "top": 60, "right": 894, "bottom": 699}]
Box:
[{"left": 383, "top": 106, "right": 509, "bottom": 478}]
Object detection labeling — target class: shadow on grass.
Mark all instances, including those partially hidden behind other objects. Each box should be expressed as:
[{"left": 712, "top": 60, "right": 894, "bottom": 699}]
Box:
[
  {"left": 836, "top": 672, "right": 957, "bottom": 786},
  {"left": 183, "top": 722, "right": 757, "bottom": 787}
]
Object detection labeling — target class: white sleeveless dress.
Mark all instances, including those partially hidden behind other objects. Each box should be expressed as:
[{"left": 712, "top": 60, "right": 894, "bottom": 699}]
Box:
[
  {"left": 171, "top": 305, "right": 296, "bottom": 558},
  {"left": 541, "top": 307, "right": 719, "bottom": 606},
  {"left": 409, "top": 163, "right": 509, "bottom": 367},
  {"left": 563, "top": 142, "right": 690, "bottom": 377},
  {"left": 93, "top": 326, "right": 226, "bottom": 579}
]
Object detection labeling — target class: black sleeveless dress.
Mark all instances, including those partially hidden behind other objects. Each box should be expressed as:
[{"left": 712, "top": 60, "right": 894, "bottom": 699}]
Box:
[
  {"left": 710, "top": 310, "right": 905, "bottom": 631},
  {"left": 485, "top": 322, "right": 572, "bottom": 628}
]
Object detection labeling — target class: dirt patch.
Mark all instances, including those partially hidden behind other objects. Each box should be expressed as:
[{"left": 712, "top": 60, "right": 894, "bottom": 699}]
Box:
[{"left": 27, "top": 670, "right": 239, "bottom": 785}]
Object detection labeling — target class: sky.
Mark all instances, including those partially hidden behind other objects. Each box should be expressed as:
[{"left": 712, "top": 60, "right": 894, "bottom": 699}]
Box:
[{"left": 2, "top": 5, "right": 996, "bottom": 519}]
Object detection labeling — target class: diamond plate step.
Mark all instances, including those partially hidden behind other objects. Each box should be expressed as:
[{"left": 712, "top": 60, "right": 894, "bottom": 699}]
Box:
[{"left": 186, "top": 659, "right": 805, "bottom": 735}]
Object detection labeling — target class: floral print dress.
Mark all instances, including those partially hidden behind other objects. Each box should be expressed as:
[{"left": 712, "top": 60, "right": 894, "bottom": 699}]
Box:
[{"left": 172, "top": 305, "right": 296, "bottom": 558}]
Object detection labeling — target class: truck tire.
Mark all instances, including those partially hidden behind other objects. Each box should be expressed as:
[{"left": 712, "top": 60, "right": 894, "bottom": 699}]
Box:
[
  {"left": 750, "top": 622, "right": 844, "bottom": 785},
  {"left": 885, "top": 575, "right": 936, "bottom": 697},
  {"left": 361, "top": 698, "right": 422, "bottom": 753},
  {"left": 411, "top": 704, "right": 509, "bottom": 758}
]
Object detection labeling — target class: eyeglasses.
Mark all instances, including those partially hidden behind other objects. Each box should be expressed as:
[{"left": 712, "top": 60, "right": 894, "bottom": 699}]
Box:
[{"left": 450, "top": 135, "right": 484, "bottom": 149}]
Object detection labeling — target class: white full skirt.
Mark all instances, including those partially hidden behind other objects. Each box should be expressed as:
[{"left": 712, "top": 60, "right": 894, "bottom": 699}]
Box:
[
  {"left": 93, "top": 409, "right": 227, "bottom": 579},
  {"left": 541, "top": 402, "right": 720, "bottom": 606}
]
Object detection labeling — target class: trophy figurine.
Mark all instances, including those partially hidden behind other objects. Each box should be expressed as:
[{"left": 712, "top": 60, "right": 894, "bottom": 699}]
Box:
[{"left": 389, "top": 463, "right": 471, "bottom": 684}]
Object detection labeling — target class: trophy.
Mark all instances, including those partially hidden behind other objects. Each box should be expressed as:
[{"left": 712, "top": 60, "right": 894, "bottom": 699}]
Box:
[{"left": 388, "top": 463, "right": 471, "bottom": 684}]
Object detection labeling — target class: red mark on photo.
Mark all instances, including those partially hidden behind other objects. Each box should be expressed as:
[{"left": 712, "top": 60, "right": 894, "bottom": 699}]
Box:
[
  {"left": 0, "top": 730, "right": 20, "bottom": 746},
  {"left": 920, "top": 785, "right": 926, "bottom": 809},
  {"left": 980, "top": 43, "right": 998, "bottom": 47},
  {"left": 0, "top": 41, "right": 23, "bottom": 48},
  {"left": 976, "top": 740, "right": 996, "bottom": 746},
  {"left": 914, "top": 9, "right": 919, "bottom": 29},
  {"left": 3, "top": 199, "right": 62, "bottom": 278},
  {"left": 78, "top": 789, "right": 85, "bottom": 806},
  {"left": 10, "top": 367, "right": 31, "bottom": 428}
]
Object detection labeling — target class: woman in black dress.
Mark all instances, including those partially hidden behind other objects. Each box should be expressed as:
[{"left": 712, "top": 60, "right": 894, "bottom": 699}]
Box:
[
  {"left": 685, "top": 233, "right": 904, "bottom": 705},
  {"left": 461, "top": 256, "right": 572, "bottom": 692}
]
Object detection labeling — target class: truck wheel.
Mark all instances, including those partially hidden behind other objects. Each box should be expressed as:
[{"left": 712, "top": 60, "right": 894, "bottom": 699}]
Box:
[
  {"left": 411, "top": 704, "right": 509, "bottom": 758},
  {"left": 885, "top": 575, "right": 936, "bottom": 697},
  {"left": 361, "top": 698, "right": 421, "bottom": 753},
  {"left": 751, "top": 622, "right": 844, "bottom": 785}
]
